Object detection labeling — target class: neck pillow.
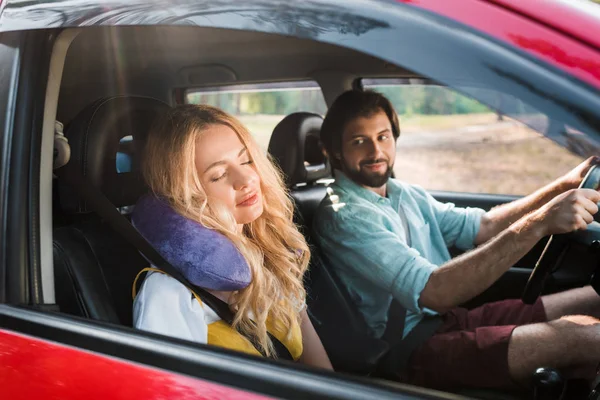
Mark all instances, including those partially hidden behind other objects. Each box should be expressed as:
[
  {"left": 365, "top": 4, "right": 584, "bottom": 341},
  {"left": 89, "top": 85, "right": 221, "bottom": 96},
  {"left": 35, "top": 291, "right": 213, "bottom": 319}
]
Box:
[{"left": 132, "top": 194, "right": 252, "bottom": 291}]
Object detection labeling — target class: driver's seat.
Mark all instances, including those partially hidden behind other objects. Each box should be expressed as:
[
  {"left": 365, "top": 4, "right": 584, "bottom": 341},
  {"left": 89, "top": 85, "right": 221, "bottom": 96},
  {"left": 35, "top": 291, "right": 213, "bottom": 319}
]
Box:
[
  {"left": 268, "top": 112, "right": 392, "bottom": 374},
  {"left": 268, "top": 112, "right": 573, "bottom": 400}
]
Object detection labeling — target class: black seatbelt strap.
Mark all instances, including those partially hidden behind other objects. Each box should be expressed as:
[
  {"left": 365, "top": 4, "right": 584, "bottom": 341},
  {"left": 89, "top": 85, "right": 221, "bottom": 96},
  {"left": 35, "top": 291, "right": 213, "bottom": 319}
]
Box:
[
  {"left": 66, "top": 168, "right": 293, "bottom": 361},
  {"left": 381, "top": 300, "right": 443, "bottom": 373},
  {"left": 390, "top": 316, "right": 443, "bottom": 371},
  {"left": 382, "top": 299, "right": 406, "bottom": 346}
]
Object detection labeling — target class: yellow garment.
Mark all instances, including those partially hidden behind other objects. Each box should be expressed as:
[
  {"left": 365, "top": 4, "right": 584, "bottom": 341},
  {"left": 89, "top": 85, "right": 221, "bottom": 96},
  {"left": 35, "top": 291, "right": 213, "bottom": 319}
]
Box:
[{"left": 133, "top": 268, "right": 303, "bottom": 360}]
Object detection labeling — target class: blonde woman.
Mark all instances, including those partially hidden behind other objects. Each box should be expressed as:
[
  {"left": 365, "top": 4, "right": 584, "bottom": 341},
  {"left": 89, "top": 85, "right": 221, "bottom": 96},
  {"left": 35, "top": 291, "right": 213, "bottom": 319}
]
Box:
[{"left": 132, "top": 104, "right": 332, "bottom": 369}]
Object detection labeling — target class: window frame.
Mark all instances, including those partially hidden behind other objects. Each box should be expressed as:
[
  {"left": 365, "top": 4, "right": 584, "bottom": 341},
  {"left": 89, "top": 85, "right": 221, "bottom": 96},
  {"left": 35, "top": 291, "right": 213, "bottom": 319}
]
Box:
[{"left": 358, "top": 76, "right": 587, "bottom": 196}]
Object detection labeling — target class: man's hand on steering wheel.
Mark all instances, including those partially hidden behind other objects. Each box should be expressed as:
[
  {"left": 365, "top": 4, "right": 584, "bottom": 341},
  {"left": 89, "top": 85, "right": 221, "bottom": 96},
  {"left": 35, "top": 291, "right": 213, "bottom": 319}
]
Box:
[
  {"left": 532, "top": 188, "right": 600, "bottom": 236},
  {"left": 523, "top": 165, "right": 600, "bottom": 304},
  {"left": 558, "top": 156, "right": 600, "bottom": 190}
]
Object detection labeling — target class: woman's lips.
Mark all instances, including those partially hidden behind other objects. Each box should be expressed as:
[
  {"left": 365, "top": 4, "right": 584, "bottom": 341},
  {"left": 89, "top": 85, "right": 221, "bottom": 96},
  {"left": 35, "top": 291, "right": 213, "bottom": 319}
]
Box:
[{"left": 237, "top": 193, "right": 259, "bottom": 207}]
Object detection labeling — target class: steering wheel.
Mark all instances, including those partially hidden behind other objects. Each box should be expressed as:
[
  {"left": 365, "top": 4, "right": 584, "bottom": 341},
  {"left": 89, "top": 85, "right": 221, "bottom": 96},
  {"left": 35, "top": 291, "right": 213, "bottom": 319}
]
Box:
[{"left": 522, "top": 164, "right": 600, "bottom": 304}]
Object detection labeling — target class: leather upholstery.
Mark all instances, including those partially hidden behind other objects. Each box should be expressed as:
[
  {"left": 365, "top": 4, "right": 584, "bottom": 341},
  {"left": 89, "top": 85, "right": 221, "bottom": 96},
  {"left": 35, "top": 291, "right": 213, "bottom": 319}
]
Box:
[
  {"left": 59, "top": 96, "right": 170, "bottom": 213},
  {"left": 268, "top": 112, "right": 332, "bottom": 234},
  {"left": 268, "top": 112, "right": 331, "bottom": 187},
  {"left": 290, "top": 185, "right": 328, "bottom": 238},
  {"left": 53, "top": 96, "right": 169, "bottom": 325},
  {"left": 53, "top": 221, "right": 147, "bottom": 325}
]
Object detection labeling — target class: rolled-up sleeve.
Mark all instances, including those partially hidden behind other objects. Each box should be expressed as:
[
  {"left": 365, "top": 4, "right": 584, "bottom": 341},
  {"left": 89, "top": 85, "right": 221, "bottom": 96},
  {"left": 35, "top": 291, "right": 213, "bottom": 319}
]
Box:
[
  {"left": 426, "top": 192, "right": 485, "bottom": 250},
  {"left": 315, "top": 206, "right": 437, "bottom": 313}
]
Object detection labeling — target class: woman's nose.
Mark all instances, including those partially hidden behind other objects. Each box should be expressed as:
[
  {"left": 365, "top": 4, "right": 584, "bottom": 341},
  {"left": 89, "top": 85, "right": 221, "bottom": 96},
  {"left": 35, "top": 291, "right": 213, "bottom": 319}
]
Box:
[{"left": 232, "top": 166, "right": 255, "bottom": 190}]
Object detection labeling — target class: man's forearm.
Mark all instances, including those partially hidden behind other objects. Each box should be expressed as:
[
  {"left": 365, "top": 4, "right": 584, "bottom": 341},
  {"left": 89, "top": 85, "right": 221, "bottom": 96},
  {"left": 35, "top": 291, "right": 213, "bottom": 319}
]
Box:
[
  {"left": 420, "top": 214, "right": 546, "bottom": 312},
  {"left": 476, "top": 179, "right": 568, "bottom": 244}
]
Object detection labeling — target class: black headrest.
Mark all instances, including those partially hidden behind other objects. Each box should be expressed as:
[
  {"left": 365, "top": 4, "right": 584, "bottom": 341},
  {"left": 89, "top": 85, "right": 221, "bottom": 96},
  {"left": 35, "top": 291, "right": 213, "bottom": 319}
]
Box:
[
  {"left": 268, "top": 112, "right": 331, "bottom": 187},
  {"left": 59, "top": 96, "right": 170, "bottom": 213}
]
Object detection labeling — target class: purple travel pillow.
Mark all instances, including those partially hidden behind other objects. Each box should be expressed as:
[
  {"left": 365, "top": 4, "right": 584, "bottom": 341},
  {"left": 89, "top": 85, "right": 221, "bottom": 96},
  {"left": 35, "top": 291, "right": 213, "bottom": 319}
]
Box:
[{"left": 132, "top": 194, "right": 252, "bottom": 291}]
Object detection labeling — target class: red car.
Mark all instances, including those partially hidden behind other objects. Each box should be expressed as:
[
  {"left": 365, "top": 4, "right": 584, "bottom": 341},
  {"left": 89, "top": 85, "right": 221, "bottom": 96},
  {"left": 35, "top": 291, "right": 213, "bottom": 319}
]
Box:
[{"left": 1, "top": 0, "right": 600, "bottom": 399}]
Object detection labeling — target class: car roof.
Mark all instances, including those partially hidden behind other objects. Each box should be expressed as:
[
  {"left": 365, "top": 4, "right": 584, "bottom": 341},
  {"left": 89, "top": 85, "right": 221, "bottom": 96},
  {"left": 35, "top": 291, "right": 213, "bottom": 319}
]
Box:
[
  {"left": 394, "top": 0, "right": 600, "bottom": 91},
  {"left": 2, "top": 0, "right": 599, "bottom": 39},
  {"left": 2, "top": 0, "right": 599, "bottom": 90},
  {"left": 5, "top": 0, "right": 600, "bottom": 146},
  {"left": 487, "top": 0, "right": 600, "bottom": 52}
]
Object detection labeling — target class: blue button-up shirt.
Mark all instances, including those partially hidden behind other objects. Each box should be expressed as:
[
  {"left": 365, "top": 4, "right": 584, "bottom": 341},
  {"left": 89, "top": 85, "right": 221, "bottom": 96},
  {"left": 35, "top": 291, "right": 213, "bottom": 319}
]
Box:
[{"left": 313, "top": 172, "right": 485, "bottom": 338}]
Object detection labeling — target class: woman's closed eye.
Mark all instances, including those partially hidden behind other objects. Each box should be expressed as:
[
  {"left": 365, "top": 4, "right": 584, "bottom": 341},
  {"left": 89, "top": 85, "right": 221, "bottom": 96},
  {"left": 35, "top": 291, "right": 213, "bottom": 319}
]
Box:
[
  {"left": 210, "top": 171, "right": 227, "bottom": 182},
  {"left": 210, "top": 161, "right": 251, "bottom": 182}
]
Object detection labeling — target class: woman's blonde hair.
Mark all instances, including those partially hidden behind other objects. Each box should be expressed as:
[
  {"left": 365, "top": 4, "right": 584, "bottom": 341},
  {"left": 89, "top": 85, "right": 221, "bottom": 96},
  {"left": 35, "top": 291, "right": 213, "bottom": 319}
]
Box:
[{"left": 143, "top": 104, "right": 310, "bottom": 356}]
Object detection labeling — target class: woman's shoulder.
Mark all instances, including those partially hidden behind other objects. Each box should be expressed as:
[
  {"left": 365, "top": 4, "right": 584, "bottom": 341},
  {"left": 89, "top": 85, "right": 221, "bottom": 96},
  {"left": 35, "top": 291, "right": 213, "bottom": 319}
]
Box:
[
  {"left": 137, "top": 270, "right": 195, "bottom": 306},
  {"left": 142, "top": 270, "right": 190, "bottom": 294},
  {"left": 134, "top": 271, "right": 220, "bottom": 326}
]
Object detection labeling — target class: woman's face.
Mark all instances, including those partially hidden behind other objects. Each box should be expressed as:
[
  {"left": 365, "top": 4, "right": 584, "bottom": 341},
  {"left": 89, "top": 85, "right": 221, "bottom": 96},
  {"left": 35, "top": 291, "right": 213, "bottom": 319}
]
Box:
[{"left": 195, "top": 124, "right": 264, "bottom": 226}]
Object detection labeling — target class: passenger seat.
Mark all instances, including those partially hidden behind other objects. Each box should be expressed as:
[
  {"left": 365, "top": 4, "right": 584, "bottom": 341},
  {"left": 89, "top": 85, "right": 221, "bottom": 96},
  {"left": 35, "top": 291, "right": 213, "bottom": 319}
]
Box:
[{"left": 53, "top": 96, "right": 170, "bottom": 325}]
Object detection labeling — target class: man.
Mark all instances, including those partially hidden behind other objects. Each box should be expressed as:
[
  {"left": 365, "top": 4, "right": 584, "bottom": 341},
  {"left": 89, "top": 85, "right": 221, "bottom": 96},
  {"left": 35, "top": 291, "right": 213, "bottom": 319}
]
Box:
[{"left": 313, "top": 89, "right": 600, "bottom": 390}]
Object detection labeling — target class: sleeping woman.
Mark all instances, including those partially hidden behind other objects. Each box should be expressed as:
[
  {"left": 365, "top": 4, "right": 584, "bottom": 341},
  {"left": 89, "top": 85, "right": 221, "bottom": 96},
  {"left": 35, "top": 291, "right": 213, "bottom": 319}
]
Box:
[{"left": 132, "top": 104, "right": 332, "bottom": 369}]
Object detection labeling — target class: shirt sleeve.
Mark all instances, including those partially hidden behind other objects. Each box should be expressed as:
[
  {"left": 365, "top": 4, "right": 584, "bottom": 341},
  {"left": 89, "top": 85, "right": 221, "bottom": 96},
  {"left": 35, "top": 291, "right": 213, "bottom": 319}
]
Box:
[
  {"left": 425, "top": 191, "right": 486, "bottom": 250},
  {"left": 315, "top": 205, "right": 437, "bottom": 313},
  {"left": 133, "top": 272, "right": 208, "bottom": 343}
]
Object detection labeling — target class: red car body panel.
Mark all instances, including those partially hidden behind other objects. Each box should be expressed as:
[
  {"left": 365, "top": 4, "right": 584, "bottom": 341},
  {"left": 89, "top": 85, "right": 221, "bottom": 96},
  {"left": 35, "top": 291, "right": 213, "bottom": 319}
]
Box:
[
  {"left": 398, "top": 0, "right": 600, "bottom": 91},
  {"left": 0, "top": 329, "right": 271, "bottom": 400},
  {"left": 486, "top": 0, "right": 600, "bottom": 51}
]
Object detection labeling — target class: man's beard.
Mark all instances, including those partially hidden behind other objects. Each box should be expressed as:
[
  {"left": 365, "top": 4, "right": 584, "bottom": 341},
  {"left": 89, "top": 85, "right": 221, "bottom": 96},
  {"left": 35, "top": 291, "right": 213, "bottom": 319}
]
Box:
[{"left": 342, "top": 158, "right": 393, "bottom": 188}]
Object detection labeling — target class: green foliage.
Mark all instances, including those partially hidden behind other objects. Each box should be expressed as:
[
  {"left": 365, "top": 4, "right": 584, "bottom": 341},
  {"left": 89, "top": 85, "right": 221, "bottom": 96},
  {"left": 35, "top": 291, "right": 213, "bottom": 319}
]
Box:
[
  {"left": 373, "top": 85, "right": 490, "bottom": 116},
  {"left": 187, "top": 89, "right": 328, "bottom": 116},
  {"left": 187, "top": 85, "right": 490, "bottom": 116}
]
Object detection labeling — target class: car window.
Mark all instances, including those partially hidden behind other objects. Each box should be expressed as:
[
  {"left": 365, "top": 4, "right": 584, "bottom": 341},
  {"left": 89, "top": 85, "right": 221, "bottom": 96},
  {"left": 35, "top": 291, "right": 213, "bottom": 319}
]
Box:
[
  {"left": 362, "top": 78, "right": 584, "bottom": 196},
  {"left": 185, "top": 81, "right": 327, "bottom": 151}
]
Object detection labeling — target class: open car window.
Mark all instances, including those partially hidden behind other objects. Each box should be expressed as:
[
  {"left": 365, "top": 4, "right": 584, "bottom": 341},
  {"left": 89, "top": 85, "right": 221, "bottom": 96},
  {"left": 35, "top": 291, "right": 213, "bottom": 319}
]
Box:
[{"left": 362, "top": 78, "right": 585, "bottom": 195}]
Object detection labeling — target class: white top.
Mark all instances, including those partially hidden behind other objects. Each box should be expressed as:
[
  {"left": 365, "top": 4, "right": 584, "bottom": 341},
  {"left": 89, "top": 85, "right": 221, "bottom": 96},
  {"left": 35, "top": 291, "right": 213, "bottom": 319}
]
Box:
[{"left": 133, "top": 271, "right": 220, "bottom": 343}]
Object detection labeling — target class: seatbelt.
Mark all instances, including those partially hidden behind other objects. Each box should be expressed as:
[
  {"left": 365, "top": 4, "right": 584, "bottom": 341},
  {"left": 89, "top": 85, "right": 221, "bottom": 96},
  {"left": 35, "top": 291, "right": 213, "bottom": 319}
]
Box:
[
  {"left": 319, "top": 245, "right": 441, "bottom": 373},
  {"left": 388, "top": 316, "right": 443, "bottom": 371},
  {"left": 65, "top": 168, "right": 293, "bottom": 361},
  {"left": 380, "top": 299, "right": 443, "bottom": 374},
  {"left": 382, "top": 299, "right": 406, "bottom": 346}
]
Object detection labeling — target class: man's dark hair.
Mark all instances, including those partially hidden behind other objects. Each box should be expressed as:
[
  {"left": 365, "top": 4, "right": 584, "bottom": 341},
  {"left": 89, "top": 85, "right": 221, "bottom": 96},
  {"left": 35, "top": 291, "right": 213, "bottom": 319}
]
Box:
[{"left": 320, "top": 90, "right": 400, "bottom": 170}]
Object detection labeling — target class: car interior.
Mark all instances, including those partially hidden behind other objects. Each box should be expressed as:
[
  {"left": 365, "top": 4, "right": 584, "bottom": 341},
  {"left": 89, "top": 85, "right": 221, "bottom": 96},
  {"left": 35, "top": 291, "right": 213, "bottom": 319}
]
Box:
[{"left": 44, "top": 25, "right": 600, "bottom": 399}]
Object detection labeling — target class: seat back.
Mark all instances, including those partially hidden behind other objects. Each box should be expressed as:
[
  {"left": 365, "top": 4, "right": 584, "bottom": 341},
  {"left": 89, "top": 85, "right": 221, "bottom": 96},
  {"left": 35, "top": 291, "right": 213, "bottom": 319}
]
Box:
[
  {"left": 53, "top": 96, "right": 170, "bottom": 325},
  {"left": 268, "top": 112, "right": 330, "bottom": 233},
  {"left": 269, "top": 112, "right": 388, "bottom": 373}
]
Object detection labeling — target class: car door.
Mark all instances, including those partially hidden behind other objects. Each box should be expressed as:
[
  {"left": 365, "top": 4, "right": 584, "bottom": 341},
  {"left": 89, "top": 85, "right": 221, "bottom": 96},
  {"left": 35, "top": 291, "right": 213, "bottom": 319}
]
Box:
[{"left": 1, "top": 1, "right": 600, "bottom": 399}]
